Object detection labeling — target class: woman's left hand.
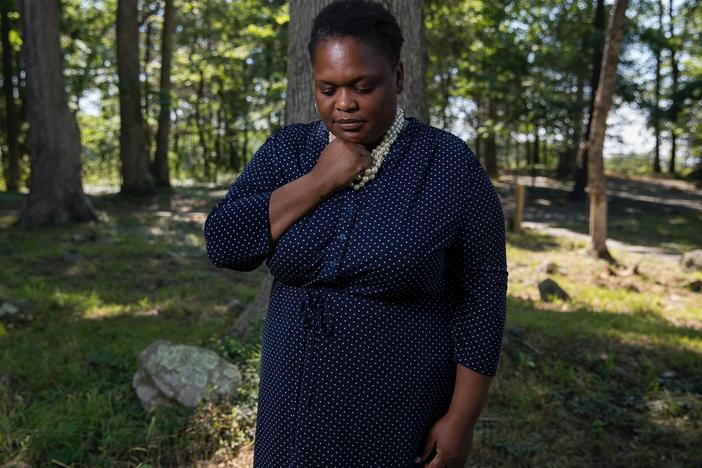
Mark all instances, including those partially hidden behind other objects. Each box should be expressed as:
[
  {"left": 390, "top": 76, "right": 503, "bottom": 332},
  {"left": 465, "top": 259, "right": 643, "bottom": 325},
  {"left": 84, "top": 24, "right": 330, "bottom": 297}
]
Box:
[{"left": 414, "top": 413, "right": 474, "bottom": 468}]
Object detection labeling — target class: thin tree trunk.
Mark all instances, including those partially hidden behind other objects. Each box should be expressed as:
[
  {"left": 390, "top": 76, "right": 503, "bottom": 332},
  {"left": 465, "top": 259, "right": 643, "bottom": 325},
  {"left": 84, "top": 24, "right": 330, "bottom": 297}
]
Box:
[
  {"left": 117, "top": 0, "right": 154, "bottom": 195},
  {"left": 1, "top": 5, "right": 20, "bottom": 191},
  {"left": 667, "top": 0, "right": 679, "bottom": 174},
  {"left": 15, "top": 0, "right": 97, "bottom": 225},
  {"left": 572, "top": 0, "right": 606, "bottom": 201},
  {"left": 152, "top": 0, "right": 174, "bottom": 187},
  {"left": 587, "top": 0, "right": 628, "bottom": 262},
  {"left": 195, "top": 68, "right": 211, "bottom": 179},
  {"left": 484, "top": 98, "right": 498, "bottom": 177},
  {"left": 652, "top": 0, "right": 663, "bottom": 173},
  {"left": 557, "top": 74, "right": 584, "bottom": 178}
]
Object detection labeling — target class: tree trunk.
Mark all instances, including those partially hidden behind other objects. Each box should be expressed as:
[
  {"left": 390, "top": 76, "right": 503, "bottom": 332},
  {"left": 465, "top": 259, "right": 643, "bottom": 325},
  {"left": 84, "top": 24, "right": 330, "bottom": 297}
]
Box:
[
  {"left": 15, "top": 0, "right": 97, "bottom": 225},
  {"left": 652, "top": 0, "right": 663, "bottom": 173},
  {"left": 484, "top": 98, "right": 498, "bottom": 177},
  {"left": 117, "top": 0, "right": 154, "bottom": 195},
  {"left": 285, "top": 0, "right": 427, "bottom": 124},
  {"left": 152, "top": 0, "right": 174, "bottom": 188},
  {"left": 386, "top": 0, "right": 427, "bottom": 122},
  {"left": 667, "top": 0, "right": 678, "bottom": 174},
  {"left": 1, "top": 5, "right": 20, "bottom": 192},
  {"left": 557, "top": 74, "right": 584, "bottom": 179},
  {"left": 587, "top": 0, "right": 628, "bottom": 262},
  {"left": 571, "top": 0, "right": 606, "bottom": 201}
]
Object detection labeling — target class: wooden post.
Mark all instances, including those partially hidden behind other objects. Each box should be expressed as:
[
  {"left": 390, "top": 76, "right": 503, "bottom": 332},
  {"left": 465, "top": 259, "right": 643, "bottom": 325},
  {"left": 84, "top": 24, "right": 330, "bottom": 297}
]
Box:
[{"left": 513, "top": 184, "right": 525, "bottom": 233}]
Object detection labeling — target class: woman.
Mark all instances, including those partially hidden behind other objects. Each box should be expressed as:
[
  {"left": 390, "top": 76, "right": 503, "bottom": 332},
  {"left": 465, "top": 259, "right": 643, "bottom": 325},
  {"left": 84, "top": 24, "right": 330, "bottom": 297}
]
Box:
[{"left": 204, "top": 1, "right": 508, "bottom": 466}]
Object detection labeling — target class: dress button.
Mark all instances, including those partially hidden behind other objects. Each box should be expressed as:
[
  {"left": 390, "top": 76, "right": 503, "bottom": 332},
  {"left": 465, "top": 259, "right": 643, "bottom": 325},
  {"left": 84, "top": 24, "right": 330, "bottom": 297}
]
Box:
[
  {"left": 346, "top": 206, "right": 353, "bottom": 214},
  {"left": 328, "top": 260, "right": 337, "bottom": 268},
  {"left": 339, "top": 233, "right": 347, "bottom": 240}
]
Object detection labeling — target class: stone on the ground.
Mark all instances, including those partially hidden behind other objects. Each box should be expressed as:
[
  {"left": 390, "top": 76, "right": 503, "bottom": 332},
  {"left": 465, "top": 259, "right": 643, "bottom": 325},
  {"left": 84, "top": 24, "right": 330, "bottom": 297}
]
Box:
[
  {"left": 687, "top": 280, "right": 702, "bottom": 292},
  {"left": 538, "top": 279, "right": 570, "bottom": 302},
  {"left": 0, "top": 298, "right": 35, "bottom": 325},
  {"left": 680, "top": 250, "right": 702, "bottom": 272},
  {"left": 538, "top": 260, "right": 566, "bottom": 275},
  {"left": 226, "top": 299, "right": 243, "bottom": 314},
  {"left": 132, "top": 339, "right": 242, "bottom": 411}
]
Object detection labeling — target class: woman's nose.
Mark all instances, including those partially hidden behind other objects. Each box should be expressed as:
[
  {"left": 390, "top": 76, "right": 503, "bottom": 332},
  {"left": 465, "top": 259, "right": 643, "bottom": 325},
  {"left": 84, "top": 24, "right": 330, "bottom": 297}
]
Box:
[{"left": 335, "top": 88, "right": 357, "bottom": 112}]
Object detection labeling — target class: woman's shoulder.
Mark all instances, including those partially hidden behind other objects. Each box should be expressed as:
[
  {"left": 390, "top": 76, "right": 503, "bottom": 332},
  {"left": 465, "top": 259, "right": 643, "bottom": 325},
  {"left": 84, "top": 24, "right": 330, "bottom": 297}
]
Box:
[{"left": 409, "top": 118, "right": 481, "bottom": 176}]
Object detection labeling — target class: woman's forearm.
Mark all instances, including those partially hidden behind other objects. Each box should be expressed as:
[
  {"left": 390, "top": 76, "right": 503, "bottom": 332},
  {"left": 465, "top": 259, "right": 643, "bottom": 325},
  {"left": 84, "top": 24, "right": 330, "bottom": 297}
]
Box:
[
  {"left": 269, "top": 171, "right": 334, "bottom": 243},
  {"left": 445, "top": 364, "right": 493, "bottom": 432}
]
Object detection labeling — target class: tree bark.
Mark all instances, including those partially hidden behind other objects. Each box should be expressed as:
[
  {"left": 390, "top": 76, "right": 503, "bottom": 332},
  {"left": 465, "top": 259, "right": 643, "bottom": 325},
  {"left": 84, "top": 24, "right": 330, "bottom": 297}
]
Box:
[
  {"left": 667, "top": 0, "right": 679, "bottom": 174},
  {"left": 586, "top": 0, "right": 628, "bottom": 262},
  {"left": 152, "top": 0, "right": 174, "bottom": 188},
  {"left": 484, "top": 98, "right": 498, "bottom": 177},
  {"left": 1, "top": 4, "right": 20, "bottom": 192},
  {"left": 571, "top": 0, "right": 606, "bottom": 201},
  {"left": 285, "top": 0, "right": 427, "bottom": 124},
  {"left": 652, "top": 0, "right": 663, "bottom": 173},
  {"left": 386, "top": 0, "right": 427, "bottom": 122},
  {"left": 117, "top": 0, "right": 154, "bottom": 195},
  {"left": 15, "top": 0, "right": 97, "bottom": 225},
  {"left": 557, "top": 74, "right": 584, "bottom": 179}
]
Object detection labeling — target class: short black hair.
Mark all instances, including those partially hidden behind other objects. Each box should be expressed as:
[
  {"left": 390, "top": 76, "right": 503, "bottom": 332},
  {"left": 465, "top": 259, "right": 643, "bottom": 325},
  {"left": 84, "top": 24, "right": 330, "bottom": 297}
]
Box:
[{"left": 307, "top": 0, "right": 404, "bottom": 68}]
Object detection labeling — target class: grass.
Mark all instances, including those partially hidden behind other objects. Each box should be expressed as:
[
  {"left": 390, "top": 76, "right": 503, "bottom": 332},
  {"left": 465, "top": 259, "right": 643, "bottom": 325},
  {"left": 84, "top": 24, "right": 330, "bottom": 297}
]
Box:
[
  {"left": 0, "top": 189, "right": 267, "bottom": 466},
  {"left": 1, "top": 184, "right": 701, "bottom": 466}
]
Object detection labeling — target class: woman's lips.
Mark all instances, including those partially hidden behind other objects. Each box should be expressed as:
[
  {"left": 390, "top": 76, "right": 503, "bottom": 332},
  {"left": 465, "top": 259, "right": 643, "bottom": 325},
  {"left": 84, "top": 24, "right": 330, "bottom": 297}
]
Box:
[{"left": 335, "top": 120, "right": 365, "bottom": 131}]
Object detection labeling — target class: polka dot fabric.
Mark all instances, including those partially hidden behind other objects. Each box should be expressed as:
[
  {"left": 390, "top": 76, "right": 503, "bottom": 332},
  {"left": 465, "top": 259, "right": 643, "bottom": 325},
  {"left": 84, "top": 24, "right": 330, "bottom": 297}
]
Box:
[{"left": 203, "top": 117, "right": 508, "bottom": 467}]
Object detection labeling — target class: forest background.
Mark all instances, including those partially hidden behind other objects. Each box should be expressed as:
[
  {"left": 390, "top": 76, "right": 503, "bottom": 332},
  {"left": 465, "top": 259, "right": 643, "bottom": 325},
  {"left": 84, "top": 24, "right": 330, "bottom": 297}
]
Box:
[{"left": 1, "top": 0, "right": 701, "bottom": 466}]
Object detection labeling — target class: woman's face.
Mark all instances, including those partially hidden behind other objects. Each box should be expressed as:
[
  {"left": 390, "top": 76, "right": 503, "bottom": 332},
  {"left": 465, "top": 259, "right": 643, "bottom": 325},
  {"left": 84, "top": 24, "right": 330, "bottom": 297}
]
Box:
[{"left": 312, "top": 35, "right": 403, "bottom": 150}]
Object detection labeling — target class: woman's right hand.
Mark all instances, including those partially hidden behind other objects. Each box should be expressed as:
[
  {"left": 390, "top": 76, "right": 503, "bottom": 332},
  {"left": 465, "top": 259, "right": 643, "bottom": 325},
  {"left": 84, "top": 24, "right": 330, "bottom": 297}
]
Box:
[{"left": 310, "top": 138, "right": 372, "bottom": 195}]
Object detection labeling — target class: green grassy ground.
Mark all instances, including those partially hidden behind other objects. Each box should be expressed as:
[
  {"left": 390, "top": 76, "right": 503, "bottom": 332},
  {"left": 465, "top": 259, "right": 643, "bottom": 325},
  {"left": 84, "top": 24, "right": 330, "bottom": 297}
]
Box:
[{"left": 1, "top": 184, "right": 700, "bottom": 466}]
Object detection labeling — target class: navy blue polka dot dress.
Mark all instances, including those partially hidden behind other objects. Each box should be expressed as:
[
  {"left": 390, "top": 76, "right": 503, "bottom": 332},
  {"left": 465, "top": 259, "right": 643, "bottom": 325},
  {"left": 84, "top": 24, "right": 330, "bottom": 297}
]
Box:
[{"left": 203, "top": 117, "right": 508, "bottom": 467}]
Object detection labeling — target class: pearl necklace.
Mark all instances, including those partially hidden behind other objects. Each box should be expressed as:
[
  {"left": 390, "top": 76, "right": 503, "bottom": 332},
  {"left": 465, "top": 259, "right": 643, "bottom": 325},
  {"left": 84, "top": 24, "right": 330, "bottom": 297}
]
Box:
[{"left": 328, "top": 106, "right": 405, "bottom": 190}]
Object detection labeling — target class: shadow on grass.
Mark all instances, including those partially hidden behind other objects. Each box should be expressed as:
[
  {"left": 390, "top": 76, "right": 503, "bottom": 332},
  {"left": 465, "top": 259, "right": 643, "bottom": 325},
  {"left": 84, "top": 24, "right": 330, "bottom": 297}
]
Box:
[
  {"left": 475, "top": 296, "right": 702, "bottom": 466},
  {"left": 498, "top": 178, "right": 702, "bottom": 254}
]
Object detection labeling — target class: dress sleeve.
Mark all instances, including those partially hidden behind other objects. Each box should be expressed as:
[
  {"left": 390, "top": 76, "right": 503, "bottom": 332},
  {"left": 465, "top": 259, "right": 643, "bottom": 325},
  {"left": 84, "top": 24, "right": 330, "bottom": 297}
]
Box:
[
  {"left": 447, "top": 144, "right": 509, "bottom": 377},
  {"left": 203, "top": 133, "right": 284, "bottom": 272}
]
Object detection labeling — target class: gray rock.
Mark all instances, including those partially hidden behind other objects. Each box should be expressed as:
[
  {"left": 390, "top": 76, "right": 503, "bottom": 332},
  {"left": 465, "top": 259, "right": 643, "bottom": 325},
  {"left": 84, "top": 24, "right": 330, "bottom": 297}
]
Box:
[
  {"left": 680, "top": 250, "right": 702, "bottom": 272},
  {"left": 538, "top": 279, "right": 570, "bottom": 302},
  {"left": 132, "top": 339, "right": 242, "bottom": 411},
  {"left": 0, "top": 298, "right": 35, "bottom": 325}
]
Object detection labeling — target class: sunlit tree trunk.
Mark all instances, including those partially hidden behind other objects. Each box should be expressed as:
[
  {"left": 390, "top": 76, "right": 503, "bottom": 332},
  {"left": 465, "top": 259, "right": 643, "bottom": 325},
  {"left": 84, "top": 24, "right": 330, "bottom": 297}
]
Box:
[
  {"left": 117, "top": 0, "right": 154, "bottom": 195},
  {"left": 587, "top": 0, "right": 628, "bottom": 262},
  {"left": 16, "top": 0, "right": 97, "bottom": 225},
  {"left": 152, "top": 0, "right": 175, "bottom": 187}
]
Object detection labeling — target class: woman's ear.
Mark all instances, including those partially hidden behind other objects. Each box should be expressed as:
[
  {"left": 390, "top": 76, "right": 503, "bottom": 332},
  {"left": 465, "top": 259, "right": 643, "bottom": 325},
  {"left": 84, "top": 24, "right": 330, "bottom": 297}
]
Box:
[{"left": 395, "top": 62, "right": 404, "bottom": 94}]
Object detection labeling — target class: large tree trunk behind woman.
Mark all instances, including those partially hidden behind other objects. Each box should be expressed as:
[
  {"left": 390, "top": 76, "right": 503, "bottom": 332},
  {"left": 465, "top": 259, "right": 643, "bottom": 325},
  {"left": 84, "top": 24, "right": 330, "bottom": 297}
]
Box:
[
  {"left": 584, "top": 0, "right": 628, "bottom": 262},
  {"left": 15, "top": 0, "right": 97, "bottom": 226},
  {"left": 285, "top": 0, "right": 427, "bottom": 124}
]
